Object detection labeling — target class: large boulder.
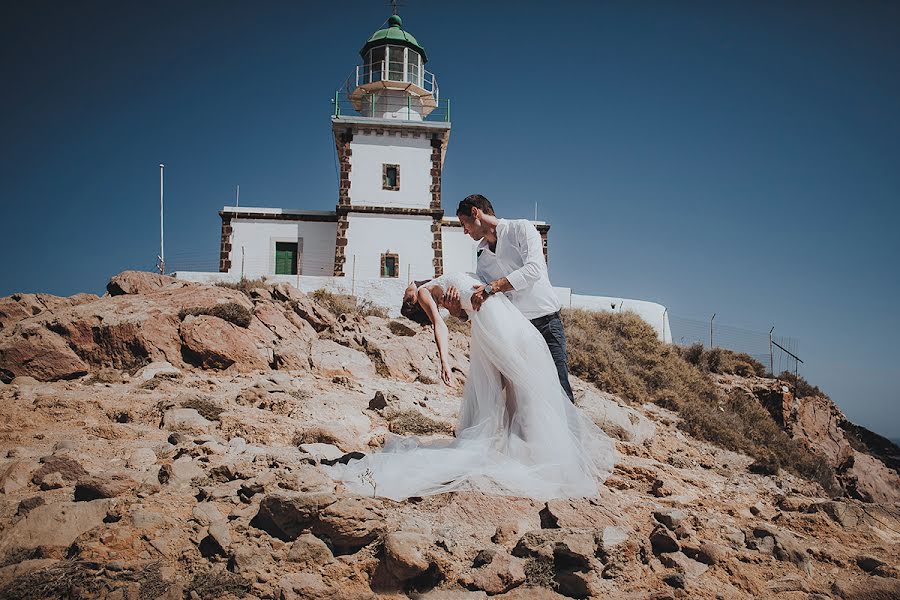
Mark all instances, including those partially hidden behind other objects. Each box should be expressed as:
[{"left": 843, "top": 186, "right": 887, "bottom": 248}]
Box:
[
  {"left": 310, "top": 339, "right": 375, "bottom": 379},
  {"left": 106, "top": 270, "right": 186, "bottom": 296},
  {"left": 0, "top": 499, "right": 113, "bottom": 557},
  {"left": 180, "top": 315, "right": 271, "bottom": 371},
  {"left": 572, "top": 379, "right": 656, "bottom": 444},
  {"left": 0, "top": 323, "right": 89, "bottom": 383}
]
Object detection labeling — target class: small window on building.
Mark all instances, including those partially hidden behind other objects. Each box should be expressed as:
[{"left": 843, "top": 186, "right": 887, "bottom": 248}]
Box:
[
  {"left": 275, "top": 242, "right": 298, "bottom": 275},
  {"left": 381, "top": 253, "right": 399, "bottom": 278},
  {"left": 383, "top": 164, "right": 400, "bottom": 190}
]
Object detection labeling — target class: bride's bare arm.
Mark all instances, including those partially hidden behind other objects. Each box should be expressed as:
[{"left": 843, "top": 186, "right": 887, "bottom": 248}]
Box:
[{"left": 416, "top": 287, "right": 454, "bottom": 386}]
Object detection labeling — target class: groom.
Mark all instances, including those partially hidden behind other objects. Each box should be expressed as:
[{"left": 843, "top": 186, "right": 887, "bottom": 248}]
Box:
[{"left": 445, "top": 194, "right": 576, "bottom": 404}]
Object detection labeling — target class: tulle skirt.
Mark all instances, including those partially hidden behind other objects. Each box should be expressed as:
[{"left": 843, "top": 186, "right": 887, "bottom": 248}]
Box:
[{"left": 323, "top": 293, "right": 619, "bottom": 501}]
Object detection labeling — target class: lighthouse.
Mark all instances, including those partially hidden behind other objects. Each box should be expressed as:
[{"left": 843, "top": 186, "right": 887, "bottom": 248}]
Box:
[{"left": 332, "top": 13, "right": 453, "bottom": 282}]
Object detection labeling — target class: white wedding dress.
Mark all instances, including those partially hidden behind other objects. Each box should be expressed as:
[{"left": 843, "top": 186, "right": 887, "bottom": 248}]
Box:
[{"left": 323, "top": 272, "right": 619, "bottom": 501}]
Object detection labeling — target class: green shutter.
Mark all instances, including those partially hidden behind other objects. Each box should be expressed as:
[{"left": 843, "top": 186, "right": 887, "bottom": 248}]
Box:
[{"left": 275, "top": 242, "right": 297, "bottom": 275}]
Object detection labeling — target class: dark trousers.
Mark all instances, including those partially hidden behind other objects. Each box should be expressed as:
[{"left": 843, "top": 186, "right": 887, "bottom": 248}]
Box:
[{"left": 529, "top": 311, "right": 575, "bottom": 404}]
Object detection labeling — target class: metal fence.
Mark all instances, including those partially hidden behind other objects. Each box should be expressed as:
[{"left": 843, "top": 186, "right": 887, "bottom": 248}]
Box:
[{"left": 668, "top": 313, "right": 801, "bottom": 376}]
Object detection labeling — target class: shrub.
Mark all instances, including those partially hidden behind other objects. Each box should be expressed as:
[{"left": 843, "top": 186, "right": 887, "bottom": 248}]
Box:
[
  {"left": 215, "top": 277, "right": 271, "bottom": 297},
  {"left": 678, "top": 343, "right": 767, "bottom": 377},
  {"left": 561, "top": 308, "right": 836, "bottom": 492},
  {"left": 179, "top": 302, "right": 252, "bottom": 328},
  {"left": 776, "top": 371, "right": 825, "bottom": 399},
  {"left": 180, "top": 397, "right": 224, "bottom": 421},
  {"left": 310, "top": 289, "right": 388, "bottom": 318}
]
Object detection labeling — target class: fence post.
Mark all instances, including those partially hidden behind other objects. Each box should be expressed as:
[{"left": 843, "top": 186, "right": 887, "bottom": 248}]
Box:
[
  {"left": 769, "top": 326, "right": 775, "bottom": 375},
  {"left": 334, "top": 91, "right": 340, "bottom": 117},
  {"left": 407, "top": 96, "right": 411, "bottom": 121},
  {"left": 710, "top": 313, "right": 716, "bottom": 348},
  {"left": 446, "top": 98, "right": 451, "bottom": 122}
]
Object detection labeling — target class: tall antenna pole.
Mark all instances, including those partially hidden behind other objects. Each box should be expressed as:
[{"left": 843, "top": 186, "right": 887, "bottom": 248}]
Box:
[
  {"left": 236, "top": 184, "right": 240, "bottom": 207},
  {"left": 159, "top": 163, "right": 165, "bottom": 275},
  {"left": 534, "top": 201, "right": 538, "bottom": 221}
]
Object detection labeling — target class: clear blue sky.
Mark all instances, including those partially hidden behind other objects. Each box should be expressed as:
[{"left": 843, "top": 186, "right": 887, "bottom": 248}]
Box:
[{"left": 3, "top": 1, "right": 898, "bottom": 439}]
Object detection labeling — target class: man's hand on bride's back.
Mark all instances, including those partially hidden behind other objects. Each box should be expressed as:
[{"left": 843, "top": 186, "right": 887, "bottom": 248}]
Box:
[
  {"left": 471, "top": 284, "right": 486, "bottom": 311},
  {"left": 444, "top": 286, "right": 461, "bottom": 313}
]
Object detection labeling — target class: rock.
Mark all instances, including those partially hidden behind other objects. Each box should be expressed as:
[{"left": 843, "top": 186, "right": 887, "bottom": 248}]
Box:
[
  {"left": 106, "top": 271, "right": 183, "bottom": 296},
  {"left": 162, "top": 408, "right": 212, "bottom": 435},
  {"left": 470, "top": 552, "right": 526, "bottom": 595},
  {"left": 512, "top": 528, "right": 597, "bottom": 568},
  {"left": 298, "top": 443, "right": 345, "bottom": 462},
  {"left": 309, "top": 339, "right": 375, "bottom": 379},
  {"left": 368, "top": 391, "right": 389, "bottom": 410},
  {"left": 0, "top": 499, "right": 113, "bottom": 556},
  {"left": 135, "top": 361, "right": 181, "bottom": 382},
  {"left": 695, "top": 541, "right": 729, "bottom": 565},
  {"left": 663, "top": 573, "right": 685, "bottom": 589},
  {"left": 16, "top": 496, "right": 45, "bottom": 517},
  {"left": 192, "top": 502, "right": 226, "bottom": 526},
  {"left": 287, "top": 533, "right": 334, "bottom": 566},
  {"left": 313, "top": 496, "right": 386, "bottom": 554},
  {"left": 0, "top": 460, "right": 35, "bottom": 493},
  {"left": 165, "top": 456, "right": 205, "bottom": 487},
  {"left": 811, "top": 500, "right": 866, "bottom": 528},
  {"left": 39, "top": 471, "right": 67, "bottom": 490},
  {"left": 750, "top": 524, "right": 812, "bottom": 575},
  {"left": 653, "top": 508, "right": 687, "bottom": 530},
  {"left": 252, "top": 493, "right": 338, "bottom": 541},
  {"left": 649, "top": 526, "right": 680, "bottom": 555},
  {"left": 31, "top": 455, "right": 88, "bottom": 486},
  {"left": 383, "top": 531, "right": 433, "bottom": 581},
  {"left": 208, "top": 520, "right": 232, "bottom": 551},
  {"left": 650, "top": 478, "right": 677, "bottom": 497},
  {"left": 659, "top": 552, "right": 709, "bottom": 579},
  {"left": 540, "top": 494, "right": 622, "bottom": 529},
  {"left": 555, "top": 569, "right": 601, "bottom": 598},
  {"left": 290, "top": 296, "right": 337, "bottom": 332},
  {"left": 180, "top": 315, "right": 271, "bottom": 371},
  {"left": 278, "top": 572, "right": 330, "bottom": 600},
  {"left": 572, "top": 380, "right": 656, "bottom": 443},
  {"left": 127, "top": 447, "right": 158, "bottom": 469},
  {"left": 492, "top": 520, "right": 532, "bottom": 549},
  {"left": 0, "top": 323, "right": 89, "bottom": 383},
  {"left": 856, "top": 555, "right": 887, "bottom": 573},
  {"left": 74, "top": 473, "right": 137, "bottom": 501}
]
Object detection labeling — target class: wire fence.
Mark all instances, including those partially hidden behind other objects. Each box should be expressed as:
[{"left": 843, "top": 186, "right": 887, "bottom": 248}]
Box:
[
  {"left": 332, "top": 91, "right": 451, "bottom": 122},
  {"left": 668, "top": 313, "right": 801, "bottom": 376}
]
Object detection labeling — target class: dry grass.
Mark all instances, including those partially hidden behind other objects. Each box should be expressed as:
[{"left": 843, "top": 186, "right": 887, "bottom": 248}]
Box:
[
  {"left": 386, "top": 409, "right": 453, "bottom": 436},
  {"left": 445, "top": 315, "right": 471, "bottom": 335},
  {"left": 179, "top": 302, "right": 252, "bottom": 328},
  {"left": 562, "top": 308, "right": 836, "bottom": 492},
  {"left": 678, "top": 343, "right": 768, "bottom": 377},
  {"left": 310, "top": 289, "right": 388, "bottom": 318},
  {"left": 215, "top": 277, "right": 271, "bottom": 297}
]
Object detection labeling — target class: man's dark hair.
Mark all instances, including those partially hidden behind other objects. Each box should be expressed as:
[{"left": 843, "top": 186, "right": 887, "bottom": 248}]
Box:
[{"left": 456, "top": 194, "right": 495, "bottom": 218}]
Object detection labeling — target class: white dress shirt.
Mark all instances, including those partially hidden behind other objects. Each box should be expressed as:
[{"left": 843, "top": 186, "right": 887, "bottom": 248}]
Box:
[{"left": 476, "top": 219, "right": 562, "bottom": 320}]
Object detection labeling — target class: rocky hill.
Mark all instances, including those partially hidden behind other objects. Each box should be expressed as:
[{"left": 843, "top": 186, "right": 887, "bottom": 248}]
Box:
[{"left": 0, "top": 271, "right": 897, "bottom": 600}]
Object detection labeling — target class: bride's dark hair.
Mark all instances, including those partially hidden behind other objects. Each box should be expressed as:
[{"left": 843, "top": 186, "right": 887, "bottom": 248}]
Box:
[{"left": 400, "top": 296, "right": 432, "bottom": 326}]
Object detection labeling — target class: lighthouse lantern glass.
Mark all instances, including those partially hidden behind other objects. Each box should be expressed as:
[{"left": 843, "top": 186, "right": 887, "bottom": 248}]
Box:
[{"left": 387, "top": 46, "right": 404, "bottom": 82}]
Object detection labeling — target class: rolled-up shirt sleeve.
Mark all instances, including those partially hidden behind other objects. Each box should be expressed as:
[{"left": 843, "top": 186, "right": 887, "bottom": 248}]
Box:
[{"left": 505, "top": 221, "right": 546, "bottom": 291}]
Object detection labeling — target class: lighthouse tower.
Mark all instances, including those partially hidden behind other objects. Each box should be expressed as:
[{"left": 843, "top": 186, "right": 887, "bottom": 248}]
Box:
[{"left": 332, "top": 13, "right": 452, "bottom": 283}]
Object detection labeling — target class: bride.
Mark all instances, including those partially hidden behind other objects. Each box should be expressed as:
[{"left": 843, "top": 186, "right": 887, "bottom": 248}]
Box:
[{"left": 323, "top": 272, "right": 618, "bottom": 501}]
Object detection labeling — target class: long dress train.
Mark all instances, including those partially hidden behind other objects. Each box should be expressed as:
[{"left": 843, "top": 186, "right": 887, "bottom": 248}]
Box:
[{"left": 323, "top": 272, "right": 618, "bottom": 501}]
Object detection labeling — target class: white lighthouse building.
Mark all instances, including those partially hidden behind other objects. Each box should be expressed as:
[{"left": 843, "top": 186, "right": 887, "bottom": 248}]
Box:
[{"left": 175, "top": 13, "right": 672, "bottom": 342}]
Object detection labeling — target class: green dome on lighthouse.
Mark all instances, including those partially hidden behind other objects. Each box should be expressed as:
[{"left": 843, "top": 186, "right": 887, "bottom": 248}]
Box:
[{"left": 360, "top": 14, "right": 428, "bottom": 63}]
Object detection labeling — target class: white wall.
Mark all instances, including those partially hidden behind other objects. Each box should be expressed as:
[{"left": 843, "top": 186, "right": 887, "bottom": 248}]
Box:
[
  {"left": 343, "top": 213, "right": 434, "bottom": 281},
  {"left": 349, "top": 133, "right": 432, "bottom": 208},
  {"left": 553, "top": 287, "right": 672, "bottom": 343},
  {"left": 229, "top": 219, "right": 337, "bottom": 278},
  {"left": 441, "top": 226, "right": 478, "bottom": 275}
]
